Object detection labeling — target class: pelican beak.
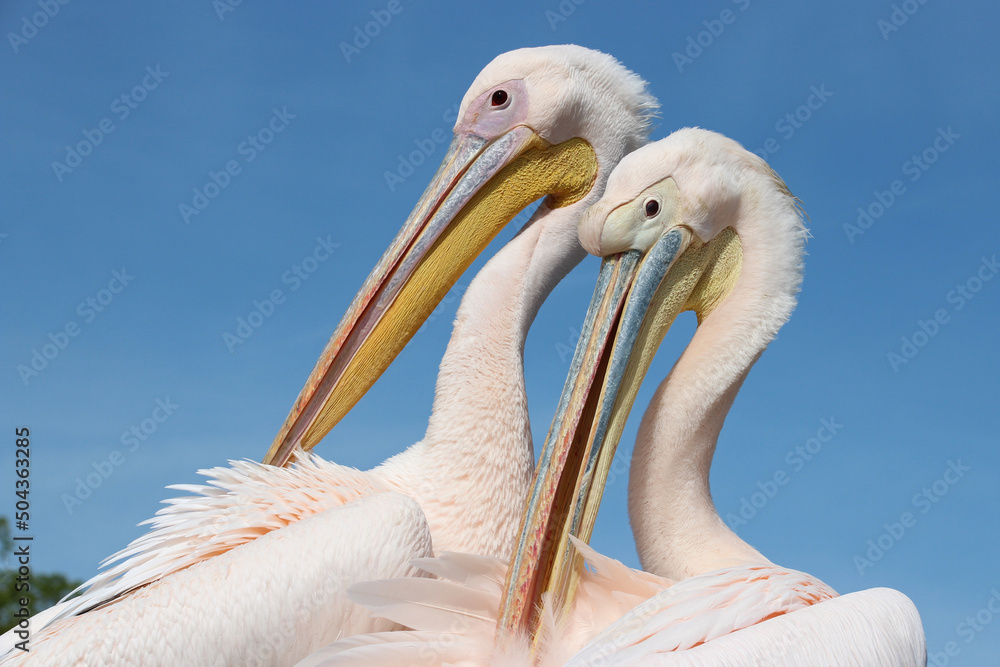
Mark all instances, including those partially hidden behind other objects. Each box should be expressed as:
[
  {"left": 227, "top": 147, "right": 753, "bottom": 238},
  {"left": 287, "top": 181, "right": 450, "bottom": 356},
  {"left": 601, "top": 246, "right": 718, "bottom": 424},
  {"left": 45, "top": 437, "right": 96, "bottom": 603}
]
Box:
[
  {"left": 498, "top": 217, "right": 743, "bottom": 641},
  {"left": 263, "top": 127, "right": 598, "bottom": 467}
]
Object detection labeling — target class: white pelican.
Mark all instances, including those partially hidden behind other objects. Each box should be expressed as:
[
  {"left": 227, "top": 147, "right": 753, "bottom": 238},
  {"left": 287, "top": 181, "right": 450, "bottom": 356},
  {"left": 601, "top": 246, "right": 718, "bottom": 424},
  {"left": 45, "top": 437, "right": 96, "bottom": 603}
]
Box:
[
  {"left": 309, "top": 129, "right": 926, "bottom": 665},
  {"left": 0, "top": 46, "right": 658, "bottom": 665}
]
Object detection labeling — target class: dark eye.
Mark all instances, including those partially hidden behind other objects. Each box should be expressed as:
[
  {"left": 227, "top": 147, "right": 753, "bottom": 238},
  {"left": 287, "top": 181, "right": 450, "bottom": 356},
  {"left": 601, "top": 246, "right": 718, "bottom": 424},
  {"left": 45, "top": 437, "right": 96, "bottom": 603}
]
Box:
[
  {"left": 491, "top": 89, "right": 509, "bottom": 107},
  {"left": 644, "top": 199, "right": 660, "bottom": 217}
]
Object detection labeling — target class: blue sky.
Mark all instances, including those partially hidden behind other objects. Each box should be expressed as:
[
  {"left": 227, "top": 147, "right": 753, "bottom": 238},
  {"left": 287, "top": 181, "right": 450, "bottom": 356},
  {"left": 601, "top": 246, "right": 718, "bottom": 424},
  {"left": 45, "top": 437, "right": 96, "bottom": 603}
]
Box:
[{"left": 2, "top": 0, "right": 997, "bottom": 661}]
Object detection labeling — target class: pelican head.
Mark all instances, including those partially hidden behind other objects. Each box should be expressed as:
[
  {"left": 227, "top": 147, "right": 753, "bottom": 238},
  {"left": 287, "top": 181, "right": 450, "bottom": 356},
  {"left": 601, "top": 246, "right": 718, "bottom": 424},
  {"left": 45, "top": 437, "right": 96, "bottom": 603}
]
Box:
[
  {"left": 500, "top": 128, "right": 808, "bottom": 640},
  {"left": 263, "top": 46, "right": 658, "bottom": 466},
  {"left": 456, "top": 45, "right": 657, "bottom": 172}
]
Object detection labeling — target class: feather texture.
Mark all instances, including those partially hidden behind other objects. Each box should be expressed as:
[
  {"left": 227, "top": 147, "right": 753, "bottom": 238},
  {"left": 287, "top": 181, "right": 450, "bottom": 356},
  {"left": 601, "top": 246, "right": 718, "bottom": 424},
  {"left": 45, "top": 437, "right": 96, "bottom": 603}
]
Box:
[
  {"left": 46, "top": 453, "right": 388, "bottom": 628},
  {"left": 295, "top": 631, "right": 482, "bottom": 667},
  {"left": 567, "top": 565, "right": 837, "bottom": 663},
  {"left": 302, "top": 552, "right": 848, "bottom": 666},
  {"left": 4, "top": 492, "right": 432, "bottom": 667},
  {"left": 409, "top": 552, "right": 508, "bottom": 595},
  {"left": 566, "top": 588, "right": 925, "bottom": 666},
  {"left": 349, "top": 578, "right": 499, "bottom": 634}
]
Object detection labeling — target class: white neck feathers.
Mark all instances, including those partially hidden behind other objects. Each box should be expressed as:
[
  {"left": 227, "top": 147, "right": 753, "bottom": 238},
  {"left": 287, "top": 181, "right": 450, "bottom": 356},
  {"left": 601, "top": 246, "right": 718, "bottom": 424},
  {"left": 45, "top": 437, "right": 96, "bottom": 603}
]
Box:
[
  {"left": 629, "top": 178, "right": 806, "bottom": 580},
  {"left": 375, "top": 203, "right": 587, "bottom": 558}
]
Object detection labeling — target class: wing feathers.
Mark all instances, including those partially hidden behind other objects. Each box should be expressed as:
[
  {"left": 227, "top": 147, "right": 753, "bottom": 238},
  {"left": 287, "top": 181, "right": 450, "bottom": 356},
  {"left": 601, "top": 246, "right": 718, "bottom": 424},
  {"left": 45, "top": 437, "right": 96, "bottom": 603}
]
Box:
[
  {"left": 348, "top": 578, "right": 498, "bottom": 635},
  {"left": 409, "top": 551, "right": 507, "bottom": 594},
  {"left": 46, "top": 454, "right": 389, "bottom": 628}
]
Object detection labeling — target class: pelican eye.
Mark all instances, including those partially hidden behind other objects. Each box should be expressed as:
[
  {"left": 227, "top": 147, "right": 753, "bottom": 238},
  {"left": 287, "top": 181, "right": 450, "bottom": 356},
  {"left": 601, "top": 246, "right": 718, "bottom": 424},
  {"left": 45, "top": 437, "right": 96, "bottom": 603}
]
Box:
[
  {"left": 491, "top": 89, "right": 509, "bottom": 108},
  {"left": 644, "top": 198, "right": 660, "bottom": 217}
]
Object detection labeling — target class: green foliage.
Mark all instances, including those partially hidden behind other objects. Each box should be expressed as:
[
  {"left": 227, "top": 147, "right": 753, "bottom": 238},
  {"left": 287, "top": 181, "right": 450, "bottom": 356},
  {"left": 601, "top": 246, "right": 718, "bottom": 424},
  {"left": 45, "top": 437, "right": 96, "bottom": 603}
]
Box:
[
  {"left": 0, "top": 516, "right": 82, "bottom": 634},
  {"left": 0, "top": 518, "right": 11, "bottom": 558}
]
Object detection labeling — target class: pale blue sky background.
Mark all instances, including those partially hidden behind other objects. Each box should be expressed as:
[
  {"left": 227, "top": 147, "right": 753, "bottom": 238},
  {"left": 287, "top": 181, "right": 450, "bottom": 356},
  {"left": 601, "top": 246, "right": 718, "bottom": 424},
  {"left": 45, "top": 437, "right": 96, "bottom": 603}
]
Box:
[{"left": 2, "top": 0, "right": 998, "bottom": 661}]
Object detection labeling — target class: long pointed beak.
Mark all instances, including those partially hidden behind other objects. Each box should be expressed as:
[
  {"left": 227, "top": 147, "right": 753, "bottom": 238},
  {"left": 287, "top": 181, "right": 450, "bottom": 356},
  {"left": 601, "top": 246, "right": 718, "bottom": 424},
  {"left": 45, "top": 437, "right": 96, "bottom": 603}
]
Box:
[
  {"left": 496, "top": 247, "right": 645, "bottom": 638},
  {"left": 263, "top": 127, "right": 598, "bottom": 467},
  {"left": 498, "top": 224, "right": 743, "bottom": 643}
]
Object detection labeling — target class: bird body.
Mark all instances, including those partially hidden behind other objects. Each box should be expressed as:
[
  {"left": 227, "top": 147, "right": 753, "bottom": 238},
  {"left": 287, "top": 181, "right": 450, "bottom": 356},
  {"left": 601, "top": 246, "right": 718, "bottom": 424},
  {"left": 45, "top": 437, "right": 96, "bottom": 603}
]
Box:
[
  {"left": 299, "top": 540, "right": 857, "bottom": 666},
  {"left": 571, "top": 127, "right": 925, "bottom": 663},
  {"left": 0, "top": 45, "right": 658, "bottom": 665},
  {"left": 312, "top": 129, "right": 926, "bottom": 665},
  {"left": 16, "top": 493, "right": 429, "bottom": 667}
]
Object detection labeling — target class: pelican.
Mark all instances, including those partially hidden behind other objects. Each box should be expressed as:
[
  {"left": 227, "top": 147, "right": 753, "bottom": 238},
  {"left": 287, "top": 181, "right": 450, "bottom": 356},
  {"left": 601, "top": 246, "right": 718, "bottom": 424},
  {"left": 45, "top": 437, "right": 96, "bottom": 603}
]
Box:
[
  {"left": 0, "top": 46, "right": 659, "bottom": 666},
  {"left": 310, "top": 129, "right": 926, "bottom": 665}
]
